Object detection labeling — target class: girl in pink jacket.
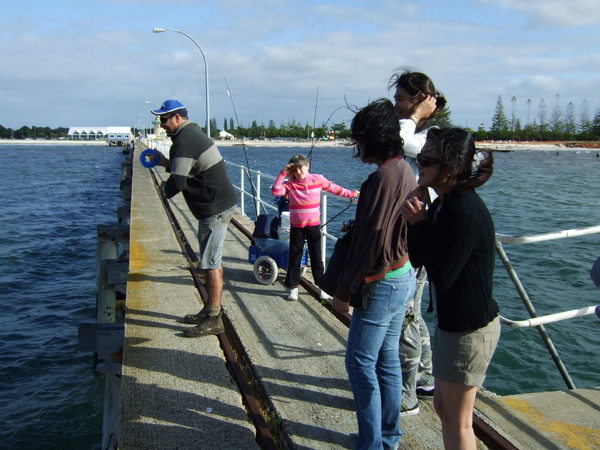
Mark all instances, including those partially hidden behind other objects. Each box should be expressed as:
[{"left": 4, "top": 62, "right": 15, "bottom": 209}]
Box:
[{"left": 272, "top": 154, "right": 359, "bottom": 300}]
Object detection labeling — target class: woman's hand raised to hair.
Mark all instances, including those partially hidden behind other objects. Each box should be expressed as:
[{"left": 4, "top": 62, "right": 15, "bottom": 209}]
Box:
[{"left": 412, "top": 95, "right": 438, "bottom": 122}]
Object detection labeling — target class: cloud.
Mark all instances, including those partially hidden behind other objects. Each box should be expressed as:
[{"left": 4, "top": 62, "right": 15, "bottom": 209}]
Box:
[
  {"left": 0, "top": 0, "right": 598, "bottom": 131},
  {"left": 475, "top": 0, "right": 600, "bottom": 27}
]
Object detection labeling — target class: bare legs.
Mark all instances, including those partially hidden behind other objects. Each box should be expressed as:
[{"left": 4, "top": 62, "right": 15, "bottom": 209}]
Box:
[
  {"left": 204, "top": 267, "right": 223, "bottom": 308},
  {"left": 434, "top": 378, "right": 478, "bottom": 450}
]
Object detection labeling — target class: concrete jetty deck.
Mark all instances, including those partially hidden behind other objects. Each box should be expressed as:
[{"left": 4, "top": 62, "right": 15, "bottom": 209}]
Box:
[{"left": 118, "top": 147, "right": 600, "bottom": 449}]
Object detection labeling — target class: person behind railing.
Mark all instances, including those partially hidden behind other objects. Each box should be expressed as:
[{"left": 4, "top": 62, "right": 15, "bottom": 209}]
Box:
[
  {"left": 271, "top": 154, "right": 359, "bottom": 301},
  {"left": 331, "top": 99, "right": 417, "bottom": 450},
  {"left": 389, "top": 68, "right": 447, "bottom": 417},
  {"left": 401, "top": 128, "right": 499, "bottom": 450},
  {"left": 390, "top": 68, "right": 447, "bottom": 173}
]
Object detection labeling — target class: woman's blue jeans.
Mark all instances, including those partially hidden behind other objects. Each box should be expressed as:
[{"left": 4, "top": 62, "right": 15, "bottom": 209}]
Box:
[{"left": 346, "top": 271, "right": 416, "bottom": 450}]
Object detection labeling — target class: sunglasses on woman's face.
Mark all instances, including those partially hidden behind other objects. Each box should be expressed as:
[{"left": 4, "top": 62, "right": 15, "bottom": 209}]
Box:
[{"left": 416, "top": 154, "right": 441, "bottom": 168}]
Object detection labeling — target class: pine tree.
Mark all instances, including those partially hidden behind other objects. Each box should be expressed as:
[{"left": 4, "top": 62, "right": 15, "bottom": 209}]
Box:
[
  {"left": 564, "top": 102, "right": 576, "bottom": 138},
  {"left": 490, "top": 95, "right": 509, "bottom": 138},
  {"left": 538, "top": 99, "right": 548, "bottom": 138},
  {"left": 550, "top": 94, "right": 562, "bottom": 139},
  {"left": 510, "top": 96, "right": 517, "bottom": 134},
  {"left": 578, "top": 99, "right": 591, "bottom": 137},
  {"left": 429, "top": 107, "right": 453, "bottom": 128},
  {"left": 592, "top": 108, "right": 600, "bottom": 140}
]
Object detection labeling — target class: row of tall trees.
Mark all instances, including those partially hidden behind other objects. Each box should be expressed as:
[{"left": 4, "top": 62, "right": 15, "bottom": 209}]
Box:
[
  {"left": 477, "top": 95, "right": 600, "bottom": 141},
  {"left": 216, "top": 117, "right": 347, "bottom": 140},
  {"left": 0, "top": 126, "right": 69, "bottom": 140},
  {"left": 2, "top": 99, "right": 597, "bottom": 142},
  {"left": 212, "top": 107, "right": 454, "bottom": 141}
]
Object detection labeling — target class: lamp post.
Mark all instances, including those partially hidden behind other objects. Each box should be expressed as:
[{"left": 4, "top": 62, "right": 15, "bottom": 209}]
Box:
[
  {"left": 152, "top": 28, "right": 211, "bottom": 137},
  {"left": 139, "top": 114, "right": 151, "bottom": 138},
  {"left": 145, "top": 100, "right": 161, "bottom": 109}
]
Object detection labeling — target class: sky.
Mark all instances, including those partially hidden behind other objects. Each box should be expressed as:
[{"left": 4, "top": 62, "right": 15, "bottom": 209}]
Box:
[{"left": 1, "top": 0, "right": 599, "bottom": 132}]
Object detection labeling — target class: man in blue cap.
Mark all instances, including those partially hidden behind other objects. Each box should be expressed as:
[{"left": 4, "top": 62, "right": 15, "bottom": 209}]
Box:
[{"left": 150, "top": 99, "right": 239, "bottom": 337}]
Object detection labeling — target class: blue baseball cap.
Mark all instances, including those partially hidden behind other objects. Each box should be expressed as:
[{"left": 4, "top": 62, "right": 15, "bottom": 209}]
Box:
[{"left": 150, "top": 99, "right": 187, "bottom": 116}]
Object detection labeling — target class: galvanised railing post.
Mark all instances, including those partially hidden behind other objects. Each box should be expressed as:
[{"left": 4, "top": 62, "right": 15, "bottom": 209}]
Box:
[
  {"left": 320, "top": 192, "right": 328, "bottom": 266},
  {"left": 255, "top": 172, "right": 262, "bottom": 216},
  {"left": 239, "top": 166, "right": 245, "bottom": 218},
  {"left": 495, "top": 239, "right": 576, "bottom": 389}
]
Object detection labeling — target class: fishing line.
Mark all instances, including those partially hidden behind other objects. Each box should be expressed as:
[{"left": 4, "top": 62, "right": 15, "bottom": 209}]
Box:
[
  {"left": 224, "top": 77, "right": 266, "bottom": 217},
  {"left": 320, "top": 198, "right": 355, "bottom": 229},
  {"left": 304, "top": 94, "right": 357, "bottom": 230},
  {"left": 306, "top": 100, "right": 350, "bottom": 162},
  {"left": 308, "top": 86, "right": 319, "bottom": 165}
]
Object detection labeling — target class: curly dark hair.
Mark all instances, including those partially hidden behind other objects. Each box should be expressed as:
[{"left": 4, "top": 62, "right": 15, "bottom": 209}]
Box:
[
  {"left": 425, "top": 127, "right": 493, "bottom": 193},
  {"left": 350, "top": 98, "right": 404, "bottom": 162}
]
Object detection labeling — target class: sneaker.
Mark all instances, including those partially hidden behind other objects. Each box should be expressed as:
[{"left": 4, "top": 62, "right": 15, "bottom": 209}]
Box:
[
  {"left": 416, "top": 387, "right": 434, "bottom": 399},
  {"left": 183, "top": 308, "right": 208, "bottom": 324},
  {"left": 319, "top": 289, "right": 330, "bottom": 300},
  {"left": 400, "top": 403, "right": 420, "bottom": 416},
  {"left": 288, "top": 288, "right": 299, "bottom": 301},
  {"left": 183, "top": 312, "right": 224, "bottom": 337}
]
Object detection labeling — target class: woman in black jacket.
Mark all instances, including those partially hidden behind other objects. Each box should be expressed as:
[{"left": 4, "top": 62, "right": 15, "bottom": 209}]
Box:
[{"left": 401, "top": 128, "right": 500, "bottom": 450}]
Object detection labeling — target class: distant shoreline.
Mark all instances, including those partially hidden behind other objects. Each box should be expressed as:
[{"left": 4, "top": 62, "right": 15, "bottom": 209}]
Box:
[
  {"left": 0, "top": 139, "right": 107, "bottom": 146},
  {"left": 1, "top": 138, "right": 598, "bottom": 151}
]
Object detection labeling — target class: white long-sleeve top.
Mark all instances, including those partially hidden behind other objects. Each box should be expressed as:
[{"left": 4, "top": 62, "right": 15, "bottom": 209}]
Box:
[
  {"left": 399, "top": 118, "right": 429, "bottom": 174},
  {"left": 399, "top": 119, "right": 438, "bottom": 202}
]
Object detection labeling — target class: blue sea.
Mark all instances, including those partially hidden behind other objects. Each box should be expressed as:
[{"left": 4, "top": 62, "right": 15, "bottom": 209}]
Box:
[{"left": 1, "top": 143, "right": 599, "bottom": 448}]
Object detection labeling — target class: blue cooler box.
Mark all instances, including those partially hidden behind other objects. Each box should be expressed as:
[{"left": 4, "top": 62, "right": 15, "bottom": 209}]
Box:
[{"left": 249, "top": 238, "right": 307, "bottom": 268}]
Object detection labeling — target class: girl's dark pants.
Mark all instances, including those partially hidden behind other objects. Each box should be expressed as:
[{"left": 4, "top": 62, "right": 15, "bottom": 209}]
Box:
[{"left": 285, "top": 225, "right": 324, "bottom": 288}]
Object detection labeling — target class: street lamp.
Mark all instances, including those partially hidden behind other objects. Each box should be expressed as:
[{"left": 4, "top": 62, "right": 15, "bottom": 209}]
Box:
[
  {"left": 139, "top": 114, "right": 151, "bottom": 138},
  {"left": 145, "top": 100, "right": 161, "bottom": 109},
  {"left": 152, "top": 28, "right": 211, "bottom": 137}
]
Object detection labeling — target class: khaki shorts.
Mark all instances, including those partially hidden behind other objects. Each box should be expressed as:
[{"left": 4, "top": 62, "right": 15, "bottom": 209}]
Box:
[{"left": 432, "top": 316, "right": 500, "bottom": 387}]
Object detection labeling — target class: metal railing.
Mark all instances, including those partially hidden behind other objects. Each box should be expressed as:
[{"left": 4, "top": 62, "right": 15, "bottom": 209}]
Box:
[
  {"left": 226, "top": 160, "right": 357, "bottom": 261},
  {"left": 495, "top": 226, "right": 600, "bottom": 389}
]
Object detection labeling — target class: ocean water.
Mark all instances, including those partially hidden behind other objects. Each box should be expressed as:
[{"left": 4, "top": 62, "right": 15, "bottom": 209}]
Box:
[
  {"left": 0, "top": 145, "right": 124, "bottom": 449},
  {"left": 0, "top": 143, "right": 598, "bottom": 448}
]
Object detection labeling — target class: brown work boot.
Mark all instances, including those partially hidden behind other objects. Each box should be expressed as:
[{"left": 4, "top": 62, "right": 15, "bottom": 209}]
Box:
[
  {"left": 183, "top": 307, "right": 208, "bottom": 324},
  {"left": 183, "top": 312, "right": 224, "bottom": 337}
]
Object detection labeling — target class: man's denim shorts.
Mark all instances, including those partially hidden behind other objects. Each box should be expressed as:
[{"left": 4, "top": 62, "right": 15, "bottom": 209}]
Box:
[{"left": 198, "top": 205, "right": 236, "bottom": 270}]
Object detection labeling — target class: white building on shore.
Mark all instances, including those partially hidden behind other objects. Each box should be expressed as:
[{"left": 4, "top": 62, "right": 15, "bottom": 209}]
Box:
[{"left": 67, "top": 127, "right": 132, "bottom": 145}]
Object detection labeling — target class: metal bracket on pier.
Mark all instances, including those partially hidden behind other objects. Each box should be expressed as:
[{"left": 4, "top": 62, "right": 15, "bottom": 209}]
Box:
[
  {"left": 105, "top": 260, "right": 129, "bottom": 294},
  {"left": 97, "top": 225, "right": 130, "bottom": 323}
]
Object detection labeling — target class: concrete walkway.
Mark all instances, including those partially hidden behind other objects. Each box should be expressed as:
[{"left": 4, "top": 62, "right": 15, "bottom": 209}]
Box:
[
  {"left": 118, "top": 156, "right": 258, "bottom": 449},
  {"left": 119, "top": 146, "right": 600, "bottom": 449}
]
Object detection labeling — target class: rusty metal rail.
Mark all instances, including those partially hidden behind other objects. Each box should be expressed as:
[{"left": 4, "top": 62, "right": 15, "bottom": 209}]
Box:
[{"left": 148, "top": 169, "right": 277, "bottom": 450}]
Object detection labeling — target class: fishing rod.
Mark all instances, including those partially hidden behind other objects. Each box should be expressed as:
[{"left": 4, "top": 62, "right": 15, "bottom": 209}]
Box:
[
  {"left": 308, "top": 87, "right": 319, "bottom": 165},
  {"left": 320, "top": 197, "right": 356, "bottom": 230},
  {"left": 224, "top": 77, "right": 266, "bottom": 218},
  {"left": 306, "top": 100, "right": 350, "bottom": 162},
  {"left": 304, "top": 94, "right": 357, "bottom": 230}
]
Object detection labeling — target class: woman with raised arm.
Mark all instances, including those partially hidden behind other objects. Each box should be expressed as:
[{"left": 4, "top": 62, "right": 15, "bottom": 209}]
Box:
[
  {"left": 389, "top": 69, "right": 447, "bottom": 173},
  {"left": 390, "top": 69, "right": 447, "bottom": 416}
]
